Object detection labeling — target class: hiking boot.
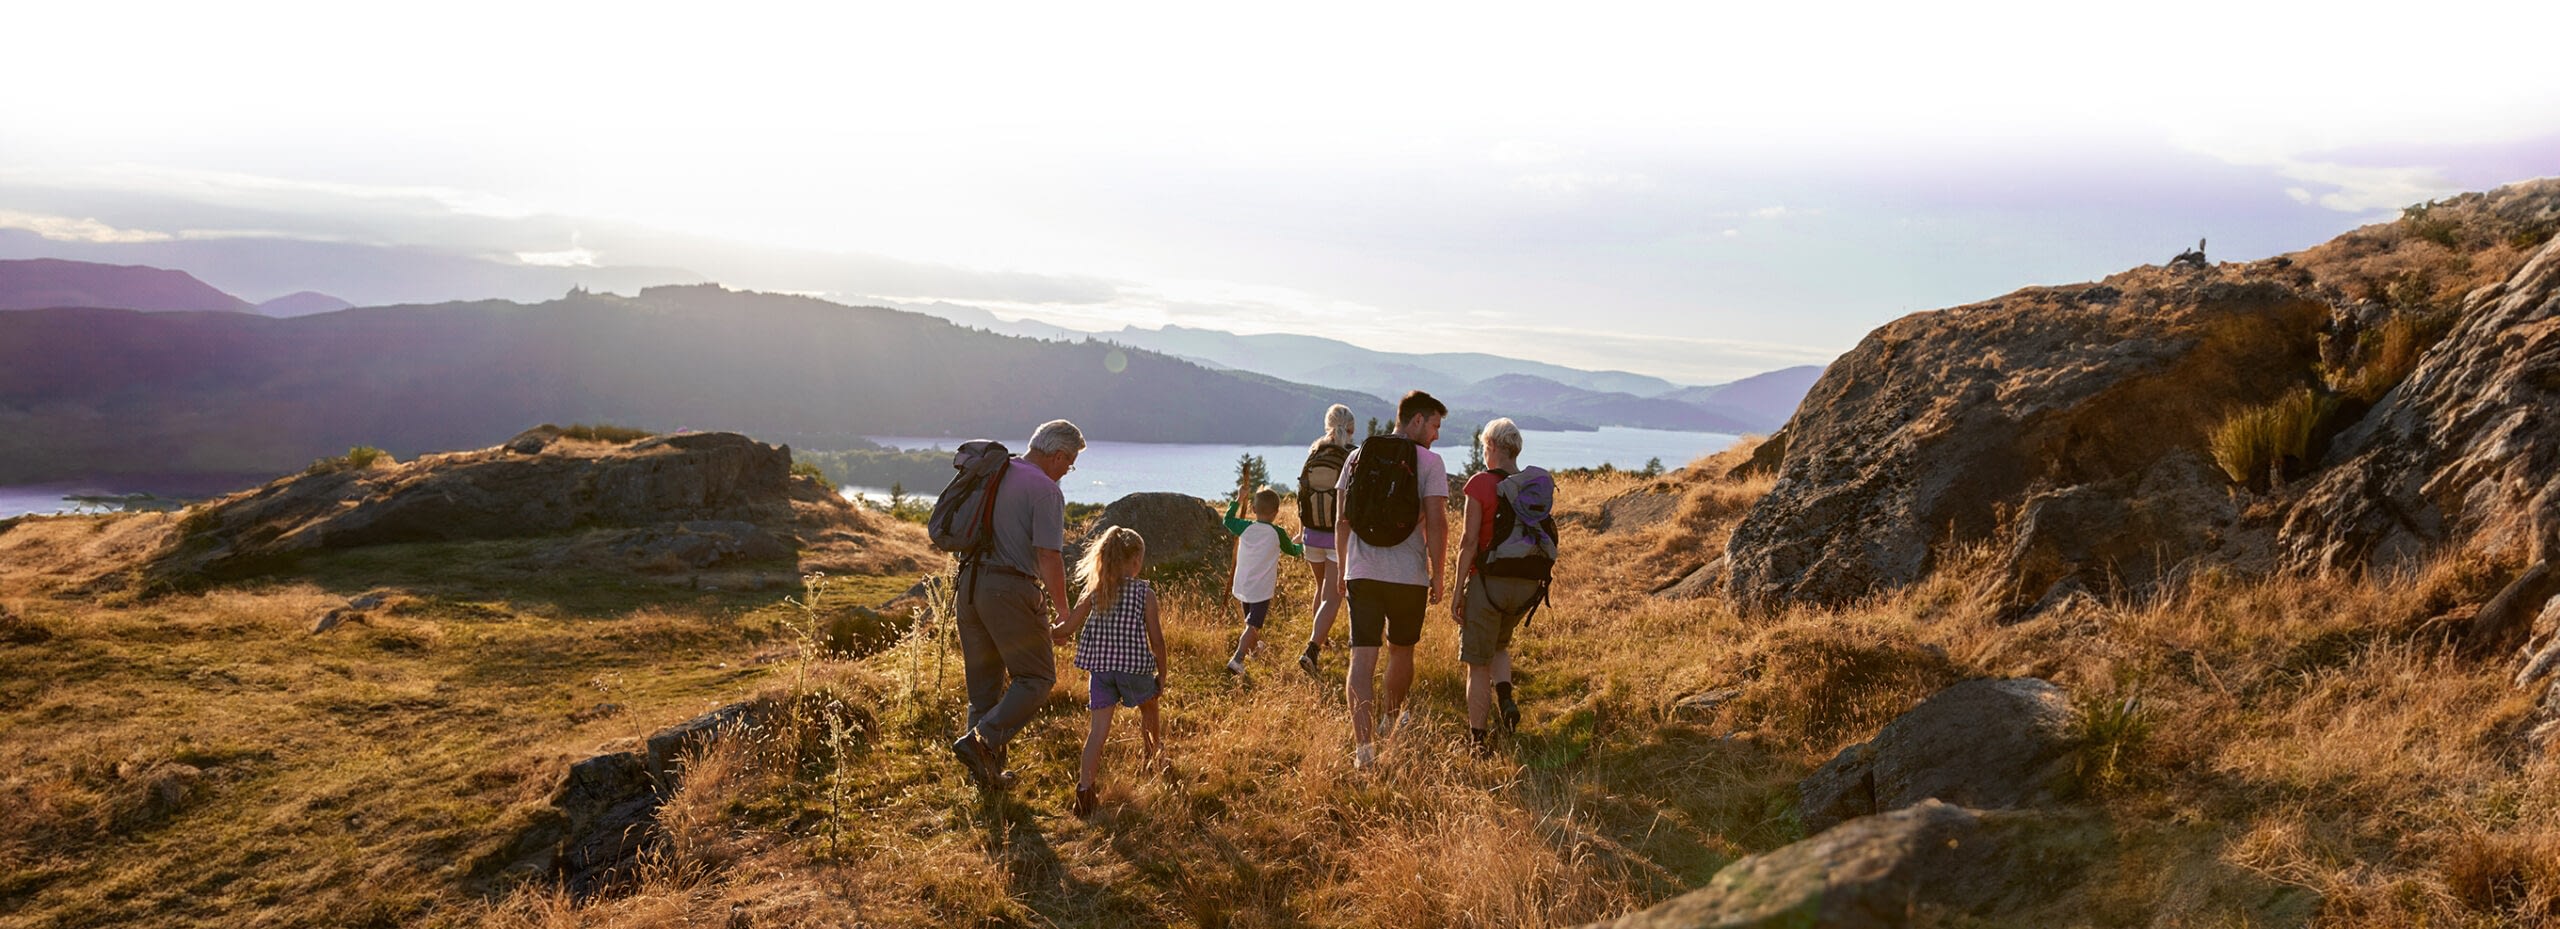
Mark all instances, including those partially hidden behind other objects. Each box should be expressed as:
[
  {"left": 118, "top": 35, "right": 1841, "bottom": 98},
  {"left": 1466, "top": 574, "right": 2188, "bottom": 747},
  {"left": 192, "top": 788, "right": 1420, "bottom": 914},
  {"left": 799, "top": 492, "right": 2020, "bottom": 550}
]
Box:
[
  {"left": 1353, "top": 743, "right": 1376, "bottom": 771},
  {"left": 1072, "top": 785, "right": 1099, "bottom": 817},
  {"left": 1297, "top": 647, "right": 1321, "bottom": 679},
  {"left": 1498, "top": 694, "right": 1522, "bottom": 732},
  {"left": 950, "top": 732, "right": 1000, "bottom": 791},
  {"left": 987, "top": 740, "right": 1019, "bottom": 788},
  {"left": 1225, "top": 656, "right": 1246, "bottom": 676}
]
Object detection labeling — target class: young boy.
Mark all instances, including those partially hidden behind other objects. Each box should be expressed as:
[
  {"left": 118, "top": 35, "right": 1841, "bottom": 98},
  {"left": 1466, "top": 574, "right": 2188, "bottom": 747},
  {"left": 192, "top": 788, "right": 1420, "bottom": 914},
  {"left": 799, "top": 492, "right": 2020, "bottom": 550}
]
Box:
[{"left": 1224, "top": 478, "right": 1304, "bottom": 674}]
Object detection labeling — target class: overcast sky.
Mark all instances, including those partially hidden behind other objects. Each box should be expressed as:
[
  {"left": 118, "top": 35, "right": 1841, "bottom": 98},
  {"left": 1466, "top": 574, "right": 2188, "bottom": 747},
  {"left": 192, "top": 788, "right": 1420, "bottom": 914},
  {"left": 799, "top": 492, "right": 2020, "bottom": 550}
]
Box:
[{"left": 5, "top": 1, "right": 2557, "bottom": 383}]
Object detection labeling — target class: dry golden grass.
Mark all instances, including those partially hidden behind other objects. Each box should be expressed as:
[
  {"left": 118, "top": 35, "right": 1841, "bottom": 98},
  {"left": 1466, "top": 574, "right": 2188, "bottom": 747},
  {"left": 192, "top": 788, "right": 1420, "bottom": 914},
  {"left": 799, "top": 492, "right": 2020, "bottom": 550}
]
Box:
[{"left": 9, "top": 456, "right": 2560, "bottom": 928}]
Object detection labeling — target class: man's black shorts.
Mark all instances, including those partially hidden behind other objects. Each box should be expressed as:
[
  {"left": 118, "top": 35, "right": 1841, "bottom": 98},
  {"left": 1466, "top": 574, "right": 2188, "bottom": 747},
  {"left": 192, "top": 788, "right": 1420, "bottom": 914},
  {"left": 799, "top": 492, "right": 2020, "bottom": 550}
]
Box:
[{"left": 1346, "top": 578, "right": 1427, "bottom": 647}]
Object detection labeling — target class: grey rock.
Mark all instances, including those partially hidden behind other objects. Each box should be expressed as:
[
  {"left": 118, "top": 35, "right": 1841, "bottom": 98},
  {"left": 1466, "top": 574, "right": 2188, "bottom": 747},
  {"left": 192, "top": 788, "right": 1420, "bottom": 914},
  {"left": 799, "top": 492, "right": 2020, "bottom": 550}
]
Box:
[
  {"left": 1067, "top": 492, "right": 1229, "bottom": 571},
  {"left": 1799, "top": 678, "right": 2077, "bottom": 834},
  {"left": 152, "top": 431, "right": 805, "bottom": 581},
  {"left": 1672, "top": 687, "right": 1742, "bottom": 721},
  {"left": 1726, "top": 266, "right": 2327, "bottom": 612},
  {"left": 527, "top": 698, "right": 776, "bottom": 898},
  {"left": 1999, "top": 450, "right": 2259, "bottom": 608},
  {"left": 1654, "top": 557, "right": 1727, "bottom": 601},
  {"left": 310, "top": 607, "right": 359, "bottom": 635},
  {"left": 1583, "top": 800, "right": 2096, "bottom": 929},
  {"left": 2283, "top": 234, "right": 2560, "bottom": 573}
]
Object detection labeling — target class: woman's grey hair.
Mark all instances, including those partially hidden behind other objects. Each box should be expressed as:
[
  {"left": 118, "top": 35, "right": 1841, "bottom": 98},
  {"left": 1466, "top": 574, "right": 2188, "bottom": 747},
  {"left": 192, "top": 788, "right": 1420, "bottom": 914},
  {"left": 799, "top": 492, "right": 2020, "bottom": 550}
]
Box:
[
  {"left": 1480, "top": 417, "right": 1523, "bottom": 458},
  {"left": 1029, "top": 419, "right": 1087, "bottom": 455}
]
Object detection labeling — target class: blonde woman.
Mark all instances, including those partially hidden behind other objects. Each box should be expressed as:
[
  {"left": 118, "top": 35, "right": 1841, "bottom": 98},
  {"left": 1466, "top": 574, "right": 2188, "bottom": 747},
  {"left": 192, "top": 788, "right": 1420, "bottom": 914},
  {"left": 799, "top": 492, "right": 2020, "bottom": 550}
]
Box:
[{"left": 1293, "top": 403, "right": 1358, "bottom": 678}]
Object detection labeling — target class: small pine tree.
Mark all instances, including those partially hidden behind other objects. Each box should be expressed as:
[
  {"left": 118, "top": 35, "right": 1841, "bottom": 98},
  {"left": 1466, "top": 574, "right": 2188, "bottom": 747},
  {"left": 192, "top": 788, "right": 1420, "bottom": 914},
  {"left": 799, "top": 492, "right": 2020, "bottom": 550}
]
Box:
[
  {"left": 1643, "top": 457, "right": 1664, "bottom": 477},
  {"left": 1465, "top": 441, "right": 1486, "bottom": 476},
  {"left": 1367, "top": 416, "right": 1385, "bottom": 437},
  {"left": 1234, "top": 453, "right": 1270, "bottom": 497}
]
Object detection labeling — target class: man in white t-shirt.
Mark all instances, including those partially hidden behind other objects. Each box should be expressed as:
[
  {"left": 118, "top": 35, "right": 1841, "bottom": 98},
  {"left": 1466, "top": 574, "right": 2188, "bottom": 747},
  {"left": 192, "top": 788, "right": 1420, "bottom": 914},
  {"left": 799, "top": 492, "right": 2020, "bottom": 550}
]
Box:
[{"left": 1333, "top": 390, "right": 1450, "bottom": 769}]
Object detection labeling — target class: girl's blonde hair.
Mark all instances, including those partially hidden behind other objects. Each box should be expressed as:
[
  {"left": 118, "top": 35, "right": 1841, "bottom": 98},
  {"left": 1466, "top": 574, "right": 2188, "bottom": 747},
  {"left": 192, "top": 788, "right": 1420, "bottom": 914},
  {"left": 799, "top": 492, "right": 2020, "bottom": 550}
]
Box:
[
  {"left": 1074, "top": 526, "right": 1147, "bottom": 608},
  {"left": 1312, "top": 403, "right": 1358, "bottom": 453}
]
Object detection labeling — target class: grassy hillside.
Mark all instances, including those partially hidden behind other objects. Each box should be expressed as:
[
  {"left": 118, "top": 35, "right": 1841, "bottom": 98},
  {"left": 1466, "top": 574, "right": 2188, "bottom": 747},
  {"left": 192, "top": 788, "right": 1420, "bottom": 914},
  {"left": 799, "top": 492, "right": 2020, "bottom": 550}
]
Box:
[{"left": 6, "top": 444, "right": 2552, "bottom": 927}]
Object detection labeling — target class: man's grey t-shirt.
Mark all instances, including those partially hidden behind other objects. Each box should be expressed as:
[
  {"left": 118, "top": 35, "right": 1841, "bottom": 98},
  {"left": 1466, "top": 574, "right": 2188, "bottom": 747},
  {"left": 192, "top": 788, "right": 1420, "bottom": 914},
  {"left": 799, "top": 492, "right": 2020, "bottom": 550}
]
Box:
[
  {"left": 1337, "top": 442, "right": 1449, "bottom": 586},
  {"left": 988, "top": 457, "right": 1064, "bottom": 577}
]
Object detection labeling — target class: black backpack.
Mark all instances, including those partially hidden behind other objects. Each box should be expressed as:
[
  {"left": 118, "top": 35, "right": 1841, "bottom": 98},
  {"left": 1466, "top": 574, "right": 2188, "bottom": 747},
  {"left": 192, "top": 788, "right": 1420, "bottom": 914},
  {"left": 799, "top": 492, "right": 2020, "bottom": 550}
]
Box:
[
  {"left": 1297, "top": 443, "right": 1350, "bottom": 533},
  {"left": 1342, "top": 434, "right": 1421, "bottom": 547}
]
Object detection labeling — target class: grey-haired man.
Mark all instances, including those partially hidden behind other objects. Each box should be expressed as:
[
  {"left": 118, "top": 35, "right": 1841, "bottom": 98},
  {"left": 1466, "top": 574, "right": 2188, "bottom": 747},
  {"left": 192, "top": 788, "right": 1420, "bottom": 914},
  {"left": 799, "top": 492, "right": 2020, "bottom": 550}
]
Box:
[{"left": 951, "top": 419, "right": 1084, "bottom": 789}]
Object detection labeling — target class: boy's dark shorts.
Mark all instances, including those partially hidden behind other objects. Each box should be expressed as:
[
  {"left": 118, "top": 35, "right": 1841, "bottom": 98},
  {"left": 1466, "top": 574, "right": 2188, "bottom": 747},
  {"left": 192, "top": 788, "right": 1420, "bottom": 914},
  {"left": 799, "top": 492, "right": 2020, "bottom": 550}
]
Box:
[
  {"left": 1346, "top": 578, "right": 1427, "bottom": 648},
  {"left": 1240, "top": 599, "right": 1271, "bottom": 629}
]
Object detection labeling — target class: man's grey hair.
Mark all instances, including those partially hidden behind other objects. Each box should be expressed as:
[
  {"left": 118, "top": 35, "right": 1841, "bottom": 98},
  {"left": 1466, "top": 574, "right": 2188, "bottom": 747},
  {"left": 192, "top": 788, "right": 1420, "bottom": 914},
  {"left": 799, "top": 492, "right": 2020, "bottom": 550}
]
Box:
[
  {"left": 1481, "top": 417, "right": 1523, "bottom": 457},
  {"left": 1028, "top": 419, "right": 1087, "bottom": 455}
]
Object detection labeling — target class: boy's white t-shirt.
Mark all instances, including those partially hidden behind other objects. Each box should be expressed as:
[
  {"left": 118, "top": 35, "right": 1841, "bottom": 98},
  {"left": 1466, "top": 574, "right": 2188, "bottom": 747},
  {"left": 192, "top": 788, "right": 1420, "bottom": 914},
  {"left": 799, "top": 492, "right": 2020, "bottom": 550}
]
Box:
[
  {"left": 1231, "top": 523, "right": 1287, "bottom": 602},
  {"left": 1336, "top": 443, "right": 1449, "bottom": 586}
]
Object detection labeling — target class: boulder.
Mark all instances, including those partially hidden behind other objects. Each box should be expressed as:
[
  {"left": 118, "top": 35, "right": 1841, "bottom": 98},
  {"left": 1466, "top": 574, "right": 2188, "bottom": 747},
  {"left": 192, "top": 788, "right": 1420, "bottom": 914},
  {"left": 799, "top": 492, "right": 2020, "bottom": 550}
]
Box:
[
  {"left": 1999, "top": 450, "right": 2261, "bottom": 609},
  {"left": 1582, "top": 800, "right": 2095, "bottom": 929},
  {"left": 151, "top": 431, "right": 806, "bottom": 580},
  {"left": 1725, "top": 268, "right": 2325, "bottom": 612},
  {"left": 1068, "top": 492, "right": 1229, "bottom": 572},
  {"left": 1799, "top": 678, "right": 2077, "bottom": 834},
  {"left": 1653, "top": 557, "right": 1726, "bottom": 601},
  {"left": 2283, "top": 234, "right": 2560, "bottom": 574},
  {"left": 500, "top": 698, "right": 783, "bottom": 897}
]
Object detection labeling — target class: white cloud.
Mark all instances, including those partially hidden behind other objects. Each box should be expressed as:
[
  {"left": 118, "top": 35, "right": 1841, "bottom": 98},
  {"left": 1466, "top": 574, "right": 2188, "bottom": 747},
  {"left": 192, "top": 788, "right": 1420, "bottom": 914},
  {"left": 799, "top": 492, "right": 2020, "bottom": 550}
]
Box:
[
  {"left": 0, "top": 209, "right": 172, "bottom": 243},
  {"left": 1722, "top": 228, "right": 1740, "bottom": 238},
  {"left": 1490, "top": 140, "right": 1570, "bottom": 166},
  {"left": 1510, "top": 172, "right": 1656, "bottom": 198},
  {"left": 514, "top": 246, "right": 600, "bottom": 267},
  {"left": 1751, "top": 205, "right": 1791, "bottom": 219},
  {"left": 2268, "top": 160, "right": 2461, "bottom": 213}
]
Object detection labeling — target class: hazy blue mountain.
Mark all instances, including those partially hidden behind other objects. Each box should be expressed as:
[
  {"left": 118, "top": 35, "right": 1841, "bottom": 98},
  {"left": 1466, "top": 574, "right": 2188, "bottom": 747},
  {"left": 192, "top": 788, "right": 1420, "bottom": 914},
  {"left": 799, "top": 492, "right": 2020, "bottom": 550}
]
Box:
[
  {"left": 0, "top": 230, "right": 704, "bottom": 307},
  {"left": 0, "top": 285, "right": 1380, "bottom": 484},
  {"left": 1654, "top": 365, "right": 1826, "bottom": 430},
  {"left": 255, "top": 291, "right": 354, "bottom": 317},
  {"left": 0, "top": 257, "right": 251, "bottom": 312},
  {"left": 1102, "top": 324, "right": 1687, "bottom": 396},
  {"left": 1445, "top": 373, "right": 1758, "bottom": 433}
]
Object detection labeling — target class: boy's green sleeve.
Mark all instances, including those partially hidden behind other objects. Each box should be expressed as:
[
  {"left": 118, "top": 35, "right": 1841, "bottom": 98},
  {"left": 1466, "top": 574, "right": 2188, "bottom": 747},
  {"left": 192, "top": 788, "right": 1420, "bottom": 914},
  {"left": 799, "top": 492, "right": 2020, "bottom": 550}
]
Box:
[
  {"left": 1223, "top": 498, "right": 1252, "bottom": 536},
  {"left": 1277, "top": 529, "right": 1304, "bottom": 559}
]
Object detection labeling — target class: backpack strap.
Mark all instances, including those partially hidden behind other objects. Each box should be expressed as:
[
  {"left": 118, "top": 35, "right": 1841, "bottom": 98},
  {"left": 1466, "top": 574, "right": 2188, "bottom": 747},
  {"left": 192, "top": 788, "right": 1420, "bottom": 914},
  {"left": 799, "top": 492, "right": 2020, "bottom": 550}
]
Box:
[{"left": 959, "top": 456, "right": 1012, "bottom": 601}]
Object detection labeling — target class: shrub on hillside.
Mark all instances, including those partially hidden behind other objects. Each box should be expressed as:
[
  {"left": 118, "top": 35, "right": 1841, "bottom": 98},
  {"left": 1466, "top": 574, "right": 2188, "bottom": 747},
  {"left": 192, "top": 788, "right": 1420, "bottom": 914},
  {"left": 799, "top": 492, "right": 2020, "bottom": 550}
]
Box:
[
  {"left": 2325, "top": 311, "right": 2457, "bottom": 404},
  {"left": 305, "top": 445, "right": 392, "bottom": 476},
  {"left": 790, "top": 461, "right": 835, "bottom": 493},
  {"left": 2208, "top": 388, "right": 2336, "bottom": 490}
]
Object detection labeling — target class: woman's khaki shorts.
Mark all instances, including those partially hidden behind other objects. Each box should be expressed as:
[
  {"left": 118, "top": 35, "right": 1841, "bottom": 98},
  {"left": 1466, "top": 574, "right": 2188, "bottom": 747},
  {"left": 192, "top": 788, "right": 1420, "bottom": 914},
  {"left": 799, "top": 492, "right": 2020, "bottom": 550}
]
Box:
[{"left": 1459, "top": 574, "right": 1542, "bottom": 665}]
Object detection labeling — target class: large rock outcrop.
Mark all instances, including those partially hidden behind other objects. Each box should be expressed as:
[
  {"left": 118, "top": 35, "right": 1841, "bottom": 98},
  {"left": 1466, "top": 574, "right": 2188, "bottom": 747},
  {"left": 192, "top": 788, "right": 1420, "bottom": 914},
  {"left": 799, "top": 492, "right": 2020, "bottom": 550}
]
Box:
[
  {"left": 2282, "top": 234, "right": 2560, "bottom": 573},
  {"left": 1583, "top": 800, "right": 2096, "bottom": 929},
  {"left": 1724, "top": 267, "right": 2325, "bottom": 611},
  {"left": 145, "top": 429, "right": 931, "bottom": 582}
]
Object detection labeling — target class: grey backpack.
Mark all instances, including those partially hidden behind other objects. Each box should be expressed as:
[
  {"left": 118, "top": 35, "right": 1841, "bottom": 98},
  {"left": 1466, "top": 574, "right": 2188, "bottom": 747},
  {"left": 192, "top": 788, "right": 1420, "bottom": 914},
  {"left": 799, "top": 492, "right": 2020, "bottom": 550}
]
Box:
[{"left": 926, "top": 440, "right": 1012, "bottom": 557}]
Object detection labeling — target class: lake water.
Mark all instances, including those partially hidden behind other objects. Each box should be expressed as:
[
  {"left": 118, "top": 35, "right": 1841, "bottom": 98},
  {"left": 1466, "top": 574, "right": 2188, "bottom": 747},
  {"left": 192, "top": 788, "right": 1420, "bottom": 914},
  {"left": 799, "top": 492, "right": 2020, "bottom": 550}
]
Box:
[
  {"left": 0, "top": 474, "right": 274, "bottom": 519},
  {"left": 850, "top": 427, "right": 1741, "bottom": 505},
  {"left": 0, "top": 427, "right": 1741, "bottom": 517}
]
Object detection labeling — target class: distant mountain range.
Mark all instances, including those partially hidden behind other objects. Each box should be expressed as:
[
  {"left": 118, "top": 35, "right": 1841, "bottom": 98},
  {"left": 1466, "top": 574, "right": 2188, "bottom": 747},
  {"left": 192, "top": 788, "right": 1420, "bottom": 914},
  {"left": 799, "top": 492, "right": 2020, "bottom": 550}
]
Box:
[
  {"left": 0, "top": 256, "right": 1827, "bottom": 482},
  {"left": 0, "top": 258, "right": 252, "bottom": 313},
  {"left": 0, "top": 283, "right": 1385, "bottom": 484},
  {"left": 921, "top": 303, "right": 1823, "bottom": 432}
]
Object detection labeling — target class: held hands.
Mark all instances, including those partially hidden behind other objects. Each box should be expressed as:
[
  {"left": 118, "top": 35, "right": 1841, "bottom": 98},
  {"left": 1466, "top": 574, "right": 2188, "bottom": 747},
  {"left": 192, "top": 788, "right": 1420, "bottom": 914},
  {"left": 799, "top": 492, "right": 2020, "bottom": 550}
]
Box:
[{"left": 1428, "top": 575, "right": 1445, "bottom": 605}]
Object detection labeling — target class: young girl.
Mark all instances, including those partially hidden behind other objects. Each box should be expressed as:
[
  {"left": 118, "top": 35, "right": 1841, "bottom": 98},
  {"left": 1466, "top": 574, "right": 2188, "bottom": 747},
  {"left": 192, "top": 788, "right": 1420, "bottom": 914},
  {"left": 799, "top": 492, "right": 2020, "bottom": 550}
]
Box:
[{"left": 1049, "top": 525, "right": 1167, "bottom": 816}]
